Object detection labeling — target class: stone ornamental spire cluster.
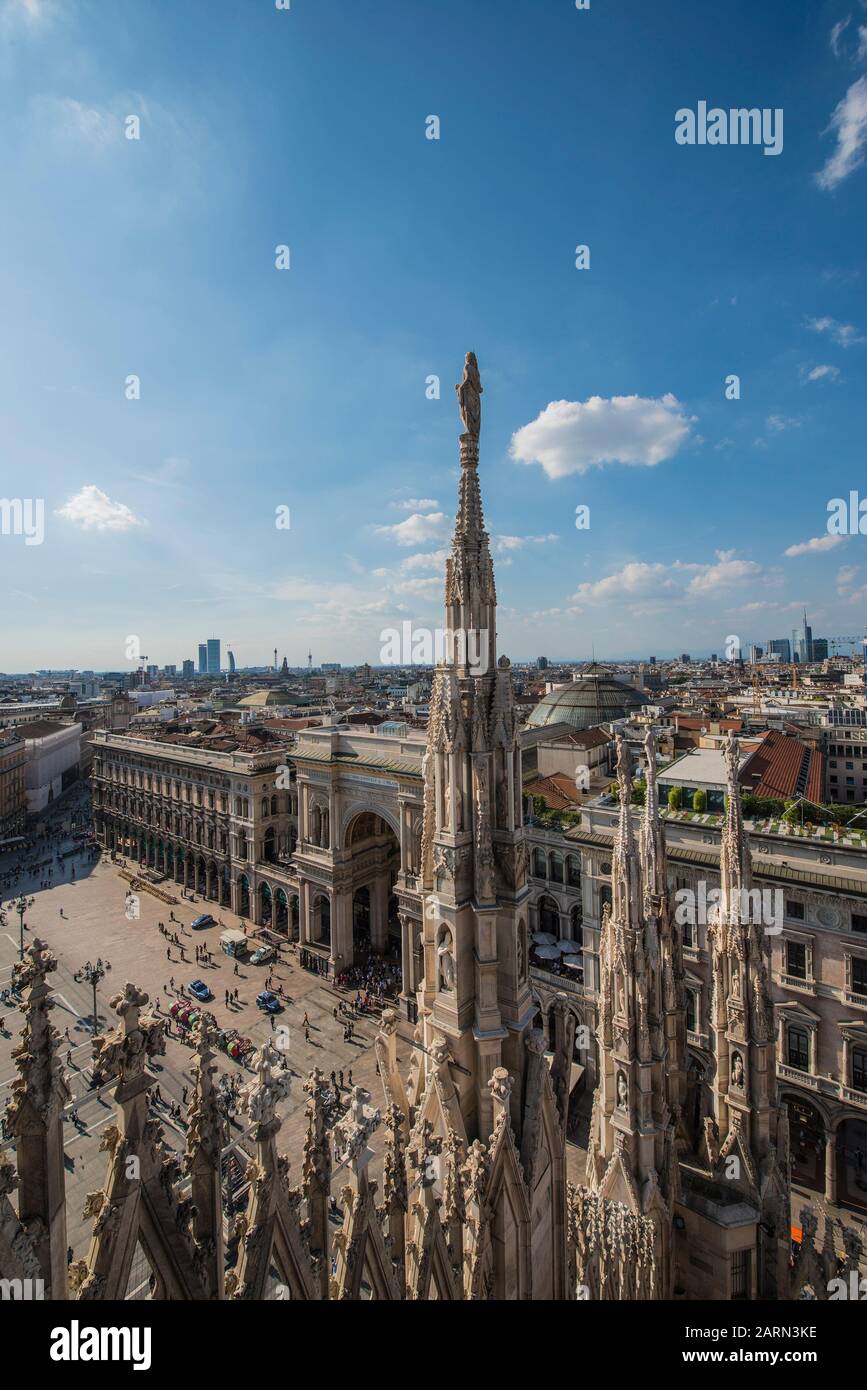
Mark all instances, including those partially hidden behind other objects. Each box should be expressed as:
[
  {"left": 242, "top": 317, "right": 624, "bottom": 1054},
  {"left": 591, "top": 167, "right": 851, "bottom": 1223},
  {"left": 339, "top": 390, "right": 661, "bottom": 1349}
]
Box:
[{"left": 587, "top": 732, "right": 683, "bottom": 1295}]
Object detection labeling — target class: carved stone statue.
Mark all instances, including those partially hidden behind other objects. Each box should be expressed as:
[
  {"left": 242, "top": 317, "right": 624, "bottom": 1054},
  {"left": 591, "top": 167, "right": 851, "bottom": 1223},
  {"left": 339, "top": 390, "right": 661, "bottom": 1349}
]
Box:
[
  {"left": 437, "top": 927, "right": 456, "bottom": 992},
  {"left": 455, "top": 351, "right": 483, "bottom": 439},
  {"left": 616, "top": 1069, "right": 628, "bottom": 1109}
]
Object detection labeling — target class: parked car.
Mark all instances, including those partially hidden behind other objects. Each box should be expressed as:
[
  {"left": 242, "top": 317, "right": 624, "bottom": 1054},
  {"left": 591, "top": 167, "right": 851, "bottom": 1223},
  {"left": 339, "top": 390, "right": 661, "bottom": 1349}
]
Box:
[
  {"left": 256, "top": 990, "right": 282, "bottom": 1014},
  {"left": 188, "top": 979, "right": 212, "bottom": 1002},
  {"left": 249, "top": 945, "right": 275, "bottom": 966},
  {"left": 191, "top": 913, "right": 216, "bottom": 930}
]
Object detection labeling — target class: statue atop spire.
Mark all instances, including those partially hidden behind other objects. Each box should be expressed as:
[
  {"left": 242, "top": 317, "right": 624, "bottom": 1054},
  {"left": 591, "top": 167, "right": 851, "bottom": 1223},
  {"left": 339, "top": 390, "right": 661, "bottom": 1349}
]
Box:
[{"left": 455, "top": 351, "right": 482, "bottom": 440}]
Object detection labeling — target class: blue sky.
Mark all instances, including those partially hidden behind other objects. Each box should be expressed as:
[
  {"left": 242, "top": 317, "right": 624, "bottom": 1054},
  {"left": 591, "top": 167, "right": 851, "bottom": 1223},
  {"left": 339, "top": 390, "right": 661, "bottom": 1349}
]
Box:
[{"left": 1, "top": 0, "right": 866, "bottom": 671}]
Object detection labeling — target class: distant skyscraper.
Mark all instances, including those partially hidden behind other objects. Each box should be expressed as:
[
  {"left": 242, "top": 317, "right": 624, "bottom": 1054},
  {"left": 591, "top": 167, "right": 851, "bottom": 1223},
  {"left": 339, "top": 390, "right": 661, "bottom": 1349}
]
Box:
[
  {"left": 228, "top": 649, "right": 236, "bottom": 674},
  {"left": 768, "top": 638, "right": 791, "bottom": 663},
  {"left": 182, "top": 659, "right": 194, "bottom": 679},
  {"left": 206, "top": 639, "right": 221, "bottom": 674},
  {"left": 537, "top": 656, "right": 548, "bottom": 669},
  {"left": 812, "top": 638, "right": 828, "bottom": 661},
  {"left": 198, "top": 643, "right": 207, "bottom": 674},
  {"left": 163, "top": 664, "right": 176, "bottom": 677},
  {"left": 748, "top": 644, "right": 763, "bottom": 663},
  {"left": 796, "top": 610, "right": 813, "bottom": 663}
]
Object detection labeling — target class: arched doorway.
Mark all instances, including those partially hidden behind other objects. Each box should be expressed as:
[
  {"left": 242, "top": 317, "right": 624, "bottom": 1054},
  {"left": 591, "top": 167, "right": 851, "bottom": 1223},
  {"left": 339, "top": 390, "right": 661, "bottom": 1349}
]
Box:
[
  {"left": 259, "top": 881, "right": 273, "bottom": 928},
  {"left": 263, "top": 826, "right": 276, "bottom": 863},
  {"left": 836, "top": 1116, "right": 867, "bottom": 1214},
  {"left": 312, "top": 893, "right": 331, "bottom": 946},
  {"left": 538, "top": 896, "right": 560, "bottom": 936},
  {"left": 238, "top": 874, "right": 250, "bottom": 918},
  {"left": 289, "top": 894, "right": 299, "bottom": 941},
  {"left": 353, "top": 886, "right": 371, "bottom": 953},
  {"left": 343, "top": 811, "right": 401, "bottom": 963},
  {"left": 787, "top": 1097, "right": 826, "bottom": 1194},
  {"left": 274, "top": 887, "right": 289, "bottom": 933}
]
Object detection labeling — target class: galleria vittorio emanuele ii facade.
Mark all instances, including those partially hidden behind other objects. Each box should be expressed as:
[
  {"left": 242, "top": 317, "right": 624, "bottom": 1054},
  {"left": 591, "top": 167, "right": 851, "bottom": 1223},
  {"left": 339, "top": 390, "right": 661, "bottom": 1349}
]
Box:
[{"left": 3, "top": 356, "right": 856, "bottom": 1304}]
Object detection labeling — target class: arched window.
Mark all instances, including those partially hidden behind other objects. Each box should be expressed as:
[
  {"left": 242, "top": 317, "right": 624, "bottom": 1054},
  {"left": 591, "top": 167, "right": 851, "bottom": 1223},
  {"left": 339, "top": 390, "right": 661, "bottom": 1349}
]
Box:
[
  {"left": 261, "top": 797, "right": 269, "bottom": 818},
  {"left": 600, "top": 884, "right": 612, "bottom": 914},
  {"left": 550, "top": 855, "right": 563, "bottom": 884},
  {"left": 567, "top": 855, "right": 581, "bottom": 888},
  {"left": 271, "top": 794, "right": 278, "bottom": 816},
  {"left": 853, "top": 1046, "right": 867, "bottom": 1092},
  {"left": 533, "top": 849, "right": 547, "bottom": 878}
]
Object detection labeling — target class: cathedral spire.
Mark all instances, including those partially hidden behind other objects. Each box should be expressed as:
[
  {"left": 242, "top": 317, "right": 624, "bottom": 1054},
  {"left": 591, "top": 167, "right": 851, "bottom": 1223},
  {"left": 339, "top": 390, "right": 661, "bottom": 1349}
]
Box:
[{"left": 415, "top": 353, "right": 532, "bottom": 1143}]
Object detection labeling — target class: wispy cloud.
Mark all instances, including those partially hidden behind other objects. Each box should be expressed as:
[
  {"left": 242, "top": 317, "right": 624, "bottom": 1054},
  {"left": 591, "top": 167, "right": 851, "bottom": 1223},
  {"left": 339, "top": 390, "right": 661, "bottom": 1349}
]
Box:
[
  {"left": 806, "top": 314, "right": 866, "bottom": 346},
  {"left": 830, "top": 16, "right": 852, "bottom": 59},
  {"left": 389, "top": 497, "right": 439, "bottom": 512},
  {"left": 784, "top": 534, "right": 845, "bottom": 557},
  {"left": 816, "top": 77, "right": 867, "bottom": 190},
  {"left": 800, "top": 363, "right": 840, "bottom": 382},
  {"left": 494, "top": 533, "right": 559, "bottom": 552}
]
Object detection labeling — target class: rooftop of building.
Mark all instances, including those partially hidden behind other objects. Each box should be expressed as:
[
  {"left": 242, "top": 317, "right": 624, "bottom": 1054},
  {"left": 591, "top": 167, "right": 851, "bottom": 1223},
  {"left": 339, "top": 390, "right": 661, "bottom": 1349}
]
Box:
[{"left": 526, "top": 664, "right": 651, "bottom": 733}]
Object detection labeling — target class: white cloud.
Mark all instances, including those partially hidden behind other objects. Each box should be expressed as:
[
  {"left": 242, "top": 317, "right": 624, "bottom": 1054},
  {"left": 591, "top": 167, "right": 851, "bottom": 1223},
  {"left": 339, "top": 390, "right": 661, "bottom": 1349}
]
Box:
[
  {"left": 375, "top": 512, "right": 449, "bottom": 547},
  {"left": 801, "top": 363, "right": 841, "bottom": 382},
  {"left": 816, "top": 77, "right": 867, "bottom": 190},
  {"left": 572, "top": 562, "right": 673, "bottom": 603},
  {"left": 56, "top": 485, "right": 142, "bottom": 532},
  {"left": 399, "top": 549, "right": 448, "bottom": 572},
  {"left": 806, "top": 314, "right": 866, "bottom": 347},
  {"left": 390, "top": 497, "right": 439, "bottom": 511},
  {"left": 509, "top": 393, "right": 694, "bottom": 479},
  {"left": 784, "top": 534, "right": 846, "bottom": 557},
  {"left": 678, "top": 550, "right": 761, "bottom": 595},
  {"left": 494, "top": 533, "right": 558, "bottom": 552}
]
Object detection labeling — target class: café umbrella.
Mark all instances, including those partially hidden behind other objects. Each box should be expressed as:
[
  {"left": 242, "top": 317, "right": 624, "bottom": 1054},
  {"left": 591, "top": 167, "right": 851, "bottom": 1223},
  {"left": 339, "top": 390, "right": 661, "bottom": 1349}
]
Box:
[
  {"left": 558, "top": 939, "right": 582, "bottom": 953},
  {"left": 534, "top": 944, "right": 561, "bottom": 960},
  {"left": 532, "top": 932, "right": 558, "bottom": 946}
]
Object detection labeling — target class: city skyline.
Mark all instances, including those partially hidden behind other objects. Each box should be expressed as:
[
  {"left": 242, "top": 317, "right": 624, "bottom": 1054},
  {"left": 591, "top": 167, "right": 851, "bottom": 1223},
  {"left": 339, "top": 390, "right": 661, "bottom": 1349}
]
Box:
[{"left": 1, "top": 0, "right": 866, "bottom": 669}]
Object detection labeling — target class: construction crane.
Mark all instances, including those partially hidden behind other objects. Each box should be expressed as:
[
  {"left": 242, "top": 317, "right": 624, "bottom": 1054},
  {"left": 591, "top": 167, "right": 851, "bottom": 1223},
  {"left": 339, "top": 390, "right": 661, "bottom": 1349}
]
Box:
[{"left": 828, "top": 635, "right": 862, "bottom": 658}]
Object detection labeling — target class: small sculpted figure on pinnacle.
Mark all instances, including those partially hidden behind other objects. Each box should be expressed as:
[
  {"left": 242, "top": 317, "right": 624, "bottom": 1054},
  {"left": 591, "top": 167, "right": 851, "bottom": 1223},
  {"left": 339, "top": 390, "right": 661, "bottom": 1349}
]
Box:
[{"left": 455, "top": 351, "right": 482, "bottom": 438}]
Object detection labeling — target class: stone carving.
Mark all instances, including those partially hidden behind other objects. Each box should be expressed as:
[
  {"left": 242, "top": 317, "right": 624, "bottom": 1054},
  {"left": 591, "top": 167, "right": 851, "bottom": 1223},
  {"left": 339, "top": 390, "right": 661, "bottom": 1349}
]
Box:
[
  {"left": 437, "top": 927, "right": 456, "bottom": 992},
  {"left": 455, "top": 351, "right": 483, "bottom": 439}
]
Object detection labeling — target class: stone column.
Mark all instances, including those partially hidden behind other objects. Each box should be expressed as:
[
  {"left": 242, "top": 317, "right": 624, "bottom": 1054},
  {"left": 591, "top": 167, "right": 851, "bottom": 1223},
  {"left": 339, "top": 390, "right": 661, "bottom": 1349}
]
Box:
[
  {"left": 331, "top": 887, "right": 351, "bottom": 974},
  {"left": 399, "top": 913, "right": 413, "bottom": 1007},
  {"left": 824, "top": 1132, "right": 837, "bottom": 1203},
  {"left": 299, "top": 879, "right": 312, "bottom": 945},
  {"left": 371, "top": 872, "right": 390, "bottom": 954}
]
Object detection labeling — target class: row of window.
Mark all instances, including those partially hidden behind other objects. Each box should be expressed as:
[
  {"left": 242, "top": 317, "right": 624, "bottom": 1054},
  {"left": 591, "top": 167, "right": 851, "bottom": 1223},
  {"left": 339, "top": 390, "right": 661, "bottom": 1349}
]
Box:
[{"left": 532, "top": 850, "right": 581, "bottom": 887}]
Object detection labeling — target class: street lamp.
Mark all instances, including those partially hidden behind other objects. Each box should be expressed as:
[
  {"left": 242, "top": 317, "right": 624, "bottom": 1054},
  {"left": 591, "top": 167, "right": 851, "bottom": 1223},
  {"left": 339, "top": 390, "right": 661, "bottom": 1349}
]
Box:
[
  {"left": 15, "top": 894, "right": 27, "bottom": 961},
  {"left": 81, "top": 961, "right": 105, "bottom": 1035}
]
